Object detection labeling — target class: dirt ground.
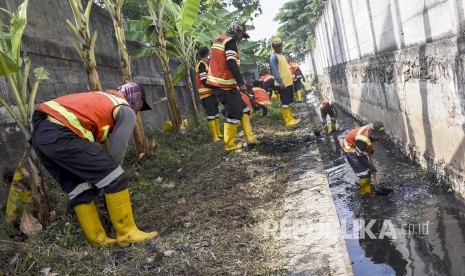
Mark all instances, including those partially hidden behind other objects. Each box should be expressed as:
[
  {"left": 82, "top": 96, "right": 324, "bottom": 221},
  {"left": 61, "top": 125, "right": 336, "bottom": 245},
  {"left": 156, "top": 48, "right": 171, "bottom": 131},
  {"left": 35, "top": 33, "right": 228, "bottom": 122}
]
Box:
[{"left": 0, "top": 101, "right": 321, "bottom": 275}]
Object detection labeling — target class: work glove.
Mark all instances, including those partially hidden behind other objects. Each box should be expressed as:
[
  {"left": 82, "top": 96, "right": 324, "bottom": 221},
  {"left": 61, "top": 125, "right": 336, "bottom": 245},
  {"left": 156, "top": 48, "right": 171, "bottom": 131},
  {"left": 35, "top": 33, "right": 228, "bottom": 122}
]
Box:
[{"left": 369, "top": 165, "right": 377, "bottom": 173}]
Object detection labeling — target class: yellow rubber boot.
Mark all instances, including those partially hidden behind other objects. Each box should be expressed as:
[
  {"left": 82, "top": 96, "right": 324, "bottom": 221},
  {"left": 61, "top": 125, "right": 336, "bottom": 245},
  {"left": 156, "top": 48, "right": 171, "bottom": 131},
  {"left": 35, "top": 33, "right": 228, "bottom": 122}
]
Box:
[
  {"left": 105, "top": 189, "right": 158, "bottom": 245},
  {"left": 295, "top": 90, "right": 303, "bottom": 102},
  {"left": 331, "top": 122, "right": 337, "bottom": 132},
  {"left": 207, "top": 120, "right": 221, "bottom": 142},
  {"left": 224, "top": 123, "right": 243, "bottom": 151},
  {"left": 359, "top": 178, "right": 372, "bottom": 196},
  {"left": 215, "top": 118, "right": 223, "bottom": 138},
  {"left": 323, "top": 126, "right": 329, "bottom": 135},
  {"left": 74, "top": 202, "right": 117, "bottom": 246},
  {"left": 241, "top": 113, "right": 259, "bottom": 145},
  {"left": 280, "top": 107, "right": 300, "bottom": 127}
]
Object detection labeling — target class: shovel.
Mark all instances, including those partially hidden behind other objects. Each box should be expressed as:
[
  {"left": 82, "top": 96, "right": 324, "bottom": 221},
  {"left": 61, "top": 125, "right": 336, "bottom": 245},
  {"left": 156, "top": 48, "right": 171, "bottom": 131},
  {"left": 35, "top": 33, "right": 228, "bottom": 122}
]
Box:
[{"left": 368, "top": 156, "right": 393, "bottom": 196}]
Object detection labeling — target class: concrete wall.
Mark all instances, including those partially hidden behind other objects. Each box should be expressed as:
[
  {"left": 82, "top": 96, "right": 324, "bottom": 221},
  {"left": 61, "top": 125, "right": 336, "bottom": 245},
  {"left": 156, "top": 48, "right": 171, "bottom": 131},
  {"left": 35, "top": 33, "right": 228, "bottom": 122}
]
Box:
[
  {"left": 307, "top": 0, "right": 465, "bottom": 196},
  {"left": 0, "top": 0, "right": 194, "bottom": 194}
]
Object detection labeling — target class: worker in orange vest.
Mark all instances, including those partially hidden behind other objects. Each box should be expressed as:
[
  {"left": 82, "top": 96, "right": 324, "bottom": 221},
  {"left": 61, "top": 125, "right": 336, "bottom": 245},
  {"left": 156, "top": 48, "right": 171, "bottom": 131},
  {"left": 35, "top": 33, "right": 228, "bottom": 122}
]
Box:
[
  {"left": 270, "top": 37, "right": 300, "bottom": 127},
  {"left": 342, "top": 122, "right": 386, "bottom": 196},
  {"left": 320, "top": 100, "right": 337, "bottom": 134},
  {"left": 207, "top": 20, "right": 258, "bottom": 150},
  {"left": 260, "top": 69, "right": 278, "bottom": 100},
  {"left": 251, "top": 80, "right": 272, "bottom": 107},
  {"left": 30, "top": 84, "right": 157, "bottom": 245},
  {"left": 195, "top": 46, "right": 223, "bottom": 142},
  {"left": 288, "top": 59, "right": 305, "bottom": 102}
]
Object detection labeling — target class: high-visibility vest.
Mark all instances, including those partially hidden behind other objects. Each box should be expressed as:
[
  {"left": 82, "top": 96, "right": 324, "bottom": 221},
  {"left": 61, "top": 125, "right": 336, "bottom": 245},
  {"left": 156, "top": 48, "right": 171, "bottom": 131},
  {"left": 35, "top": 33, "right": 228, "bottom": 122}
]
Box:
[
  {"left": 241, "top": 92, "right": 252, "bottom": 111},
  {"left": 195, "top": 60, "right": 213, "bottom": 99},
  {"left": 261, "top": 75, "right": 274, "bottom": 84},
  {"left": 36, "top": 91, "right": 129, "bottom": 143},
  {"left": 207, "top": 34, "right": 240, "bottom": 89},
  {"left": 289, "top": 62, "right": 298, "bottom": 81},
  {"left": 252, "top": 87, "right": 271, "bottom": 106},
  {"left": 342, "top": 125, "right": 375, "bottom": 154}
]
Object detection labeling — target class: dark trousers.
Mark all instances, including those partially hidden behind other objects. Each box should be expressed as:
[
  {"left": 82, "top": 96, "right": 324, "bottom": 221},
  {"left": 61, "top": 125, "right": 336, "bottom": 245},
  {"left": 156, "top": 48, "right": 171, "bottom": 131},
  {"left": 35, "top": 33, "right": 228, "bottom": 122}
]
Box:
[
  {"left": 278, "top": 85, "right": 294, "bottom": 107},
  {"left": 201, "top": 95, "right": 219, "bottom": 120},
  {"left": 293, "top": 80, "right": 302, "bottom": 91},
  {"left": 263, "top": 79, "right": 277, "bottom": 97},
  {"left": 321, "top": 109, "right": 336, "bottom": 125},
  {"left": 31, "top": 112, "right": 126, "bottom": 207},
  {"left": 214, "top": 88, "right": 244, "bottom": 124},
  {"left": 344, "top": 152, "right": 371, "bottom": 179}
]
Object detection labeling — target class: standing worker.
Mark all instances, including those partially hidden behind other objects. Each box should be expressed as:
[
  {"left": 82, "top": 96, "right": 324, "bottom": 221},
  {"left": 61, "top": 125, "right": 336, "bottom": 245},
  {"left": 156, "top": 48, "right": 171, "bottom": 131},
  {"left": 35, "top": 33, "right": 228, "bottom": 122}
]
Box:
[
  {"left": 195, "top": 46, "right": 223, "bottom": 142},
  {"left": 342, "top": 121, "right": 386, "bottom": 196},
  {"left": 320, "top": 99, "right": 337, "bottom": 134},
  {"left": 30, "top": 83, "right": 158, "bottom": 245},
  {"left": 270, "top": 37, "right": 300, "bottom": 127},
  {"left": 207, "top": 19, "right": 259, "bottom": 150}
]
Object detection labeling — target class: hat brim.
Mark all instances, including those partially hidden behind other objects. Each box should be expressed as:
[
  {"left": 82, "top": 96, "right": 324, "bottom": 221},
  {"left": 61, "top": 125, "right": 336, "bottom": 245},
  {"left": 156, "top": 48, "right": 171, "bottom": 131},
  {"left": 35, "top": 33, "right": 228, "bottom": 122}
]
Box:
[
  {"left": 243, "top": 32, "right": 250, "bottom": 39},
  {"left": 272, "top": 43, "right": 283, "bottom": 48},
  {"left": 140, "top": 99, "right": 152, "bottom": 111},
  {"left": 368, "top": 129, "right": 386, "bottom": 139}
]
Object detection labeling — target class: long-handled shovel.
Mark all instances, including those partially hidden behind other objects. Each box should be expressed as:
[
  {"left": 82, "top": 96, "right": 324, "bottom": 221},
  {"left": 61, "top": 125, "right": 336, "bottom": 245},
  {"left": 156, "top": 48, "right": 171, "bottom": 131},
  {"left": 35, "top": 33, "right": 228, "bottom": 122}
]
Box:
[{"left": 367, "top": 156, "right": 393, "bottom": 196}]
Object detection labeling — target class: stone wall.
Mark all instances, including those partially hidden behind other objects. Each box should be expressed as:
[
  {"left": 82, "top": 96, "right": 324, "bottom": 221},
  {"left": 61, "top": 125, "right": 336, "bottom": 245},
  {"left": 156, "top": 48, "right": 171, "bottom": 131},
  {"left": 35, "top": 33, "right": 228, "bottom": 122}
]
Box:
[
  {"left": 307, "top": 0, "right": 465, "bottom": 196},
  {"left": 0, "top": 0, "right": 194, "bottom": 198}
]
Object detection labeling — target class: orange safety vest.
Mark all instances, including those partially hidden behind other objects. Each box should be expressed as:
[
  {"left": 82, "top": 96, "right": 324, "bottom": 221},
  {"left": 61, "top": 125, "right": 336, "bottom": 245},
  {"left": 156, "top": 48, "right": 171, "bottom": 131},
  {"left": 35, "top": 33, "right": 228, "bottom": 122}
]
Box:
[
  {"left": 261, "top": 74, "right": 274, "bottom": 84},
  {"left": 195, "top": 60, "right": 214, "bottom": 99},
  {"left": 289, "top": 62, "right": 298, "bottom": 81},
  {"left": 36, "top": 91, "right": 129, "bottom": 143},
  {"left": 252, "top": 87, "right": 271, "bottom": 106},
  {"left": 342, "top": 125, "right": 375, "bottom": 154},
  {"left": 241, "top": 92, "right": 252, "bottom": 111},
  {"left": 207, "top": 34, "right": 240, "bottom": 89}
]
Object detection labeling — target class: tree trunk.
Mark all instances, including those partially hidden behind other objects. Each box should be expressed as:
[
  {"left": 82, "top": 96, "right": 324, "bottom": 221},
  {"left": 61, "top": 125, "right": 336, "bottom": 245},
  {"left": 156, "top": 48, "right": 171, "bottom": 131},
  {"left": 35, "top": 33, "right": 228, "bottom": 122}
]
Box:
[
  {"left": 160, "top": 55, "right": 181, "bottom": 133},
  {"left": 186, "top": 68, "right": 199, "bottom": 124},
  {"left": 113, "top": 13, "right": 152, "bottom": 160},
  {"left": 87, "top": 66, "right": 102, "bottom": 91},
  {"left": 27, "top": 152, "right": 54, "bottom": 227},
  {"left": 133, "top": 114, "right": 150, "bottom": 161}
]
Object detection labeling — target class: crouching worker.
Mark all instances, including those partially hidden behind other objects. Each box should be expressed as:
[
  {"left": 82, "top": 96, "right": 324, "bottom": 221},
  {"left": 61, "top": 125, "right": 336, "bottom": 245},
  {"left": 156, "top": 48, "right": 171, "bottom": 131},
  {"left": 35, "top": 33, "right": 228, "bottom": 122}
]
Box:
[
  {"left": 251, "top": 80, "right": 272, "bottom": 107},
  {"left": 342, "top": 121, "right": 386, "bottom": 196},
  {"left": 30, "top": 83, "right": 157, "bottom": 245},
  {"left": 320, "top": 100, "right": 337, "bottom": 134}
]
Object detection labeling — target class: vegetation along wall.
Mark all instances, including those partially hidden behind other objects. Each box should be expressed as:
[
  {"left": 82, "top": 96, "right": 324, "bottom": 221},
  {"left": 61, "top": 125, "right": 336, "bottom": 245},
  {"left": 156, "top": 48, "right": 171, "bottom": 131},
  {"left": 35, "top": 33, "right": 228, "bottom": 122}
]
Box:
[
  {"left": 0, "top": 0, "right": 195, "bottom": 199},
  {"left": 306, "top": 0, "right": 465, "bottom": 196}
]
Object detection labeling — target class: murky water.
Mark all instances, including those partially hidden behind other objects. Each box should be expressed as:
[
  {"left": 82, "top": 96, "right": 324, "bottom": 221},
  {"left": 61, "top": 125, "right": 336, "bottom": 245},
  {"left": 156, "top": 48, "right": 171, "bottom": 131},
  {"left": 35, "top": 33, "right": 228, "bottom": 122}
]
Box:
[{"left": 318, "top": 113, "right": 465, "bottom": 276}]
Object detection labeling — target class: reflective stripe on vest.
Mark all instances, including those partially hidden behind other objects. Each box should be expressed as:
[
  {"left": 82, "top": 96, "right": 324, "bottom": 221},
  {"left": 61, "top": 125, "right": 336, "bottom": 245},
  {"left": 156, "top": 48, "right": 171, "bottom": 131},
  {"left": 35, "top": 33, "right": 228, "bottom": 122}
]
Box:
[
  {"left": 38, "top": 91, "right": 129, "bottom": 143},
  {"left": 207, "top": 34, "right": 240, "bottom": 89},
  {"left": 196, "top": 60, "right": 213, "bottom": 99},
  {"left": 44, "top": 101, "right": 95, "bottom": 142},
  {"left": 252, "top": 87, "right": 271, "bottom": 105},
  {"left": 343, "top": 125, "right": 372, "bottom": 153}
]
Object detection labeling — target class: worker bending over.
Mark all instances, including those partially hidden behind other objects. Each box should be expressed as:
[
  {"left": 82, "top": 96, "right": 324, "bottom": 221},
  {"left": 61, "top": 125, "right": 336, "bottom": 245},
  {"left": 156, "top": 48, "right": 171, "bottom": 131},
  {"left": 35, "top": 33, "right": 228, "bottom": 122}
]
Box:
[
  {"left": 30, "top": 83, "right": 157, "bottom": 245},
  {"left": 342, "top": 121, "right": 386, "bottom": 196},
  {"left": 320, "top": 100, "right": 337, "bottom": 134}
]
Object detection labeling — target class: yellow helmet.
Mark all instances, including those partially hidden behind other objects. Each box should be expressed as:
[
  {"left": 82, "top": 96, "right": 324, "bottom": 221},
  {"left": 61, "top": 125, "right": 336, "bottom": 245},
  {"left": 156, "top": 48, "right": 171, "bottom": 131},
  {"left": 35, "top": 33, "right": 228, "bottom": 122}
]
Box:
[{"left": 272, "top": 37, "right": 283, "bottom": 47}]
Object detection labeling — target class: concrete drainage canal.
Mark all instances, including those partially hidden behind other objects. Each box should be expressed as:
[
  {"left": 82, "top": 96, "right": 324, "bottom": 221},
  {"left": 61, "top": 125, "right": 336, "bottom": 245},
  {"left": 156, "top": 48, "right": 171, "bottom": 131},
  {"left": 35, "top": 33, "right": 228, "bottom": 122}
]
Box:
[{"left": 318, "top": 110, "right": 465, "bottom": 276}]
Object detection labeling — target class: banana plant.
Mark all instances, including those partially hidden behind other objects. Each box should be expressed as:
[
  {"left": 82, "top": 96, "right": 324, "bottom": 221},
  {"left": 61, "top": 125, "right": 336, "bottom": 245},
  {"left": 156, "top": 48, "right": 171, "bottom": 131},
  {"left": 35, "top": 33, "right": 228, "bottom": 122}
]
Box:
[
  {"left": 137, "top": 0, "right": 183, "bottom": 132},
  {"left": 0, "top": 0, "right": 54, "bottom": 231},
  {"left": 101, "top": 0, "right": 152, "bottom": 161},
  {"left": 66, "top": 0, "right": 101, "bottom": 91}
]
